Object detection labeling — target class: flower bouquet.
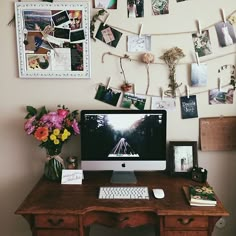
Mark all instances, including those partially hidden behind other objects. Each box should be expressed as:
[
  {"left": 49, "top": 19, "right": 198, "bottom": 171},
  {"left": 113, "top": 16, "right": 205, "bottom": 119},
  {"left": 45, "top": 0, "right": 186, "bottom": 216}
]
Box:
[{"left": 24, "top": 105, "right": 80, "bottom": 181}]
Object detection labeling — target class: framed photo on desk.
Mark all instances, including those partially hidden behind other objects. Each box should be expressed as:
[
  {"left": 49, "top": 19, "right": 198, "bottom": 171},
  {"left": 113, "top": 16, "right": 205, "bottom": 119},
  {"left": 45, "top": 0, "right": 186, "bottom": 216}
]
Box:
[{"left": 168, "top": 141, "right": 198, "bottom": 177}]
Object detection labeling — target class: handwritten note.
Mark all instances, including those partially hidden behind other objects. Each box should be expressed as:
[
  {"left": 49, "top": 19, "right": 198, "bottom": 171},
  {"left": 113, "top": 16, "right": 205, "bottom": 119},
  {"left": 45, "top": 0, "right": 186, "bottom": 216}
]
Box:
[{"left": 61, "top": 169, "right": 84, "bottom": 185}]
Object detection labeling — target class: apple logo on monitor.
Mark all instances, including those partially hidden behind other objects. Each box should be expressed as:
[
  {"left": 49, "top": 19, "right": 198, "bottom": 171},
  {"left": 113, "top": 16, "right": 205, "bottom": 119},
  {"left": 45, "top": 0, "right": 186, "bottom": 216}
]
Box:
[{"left": 122, "top": 163, "right": 126, "bottom": 168}]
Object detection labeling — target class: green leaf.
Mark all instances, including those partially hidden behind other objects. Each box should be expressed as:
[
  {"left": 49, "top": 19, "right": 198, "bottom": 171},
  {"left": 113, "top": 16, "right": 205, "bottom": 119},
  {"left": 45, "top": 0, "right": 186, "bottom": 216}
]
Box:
[{"left": 37, "top": 106, "right": 47, "bottom": 119}]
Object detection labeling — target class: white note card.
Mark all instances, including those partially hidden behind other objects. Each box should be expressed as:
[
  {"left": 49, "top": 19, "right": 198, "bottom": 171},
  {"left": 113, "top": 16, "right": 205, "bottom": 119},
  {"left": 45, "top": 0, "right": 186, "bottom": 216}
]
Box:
[{"left": 61, "top": 169, "right": 84, "bottom": 185}]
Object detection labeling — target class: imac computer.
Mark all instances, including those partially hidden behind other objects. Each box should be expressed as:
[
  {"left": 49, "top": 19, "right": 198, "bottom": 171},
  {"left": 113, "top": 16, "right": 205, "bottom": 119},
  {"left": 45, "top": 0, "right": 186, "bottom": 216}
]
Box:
[{"left": 80, "top": 109, "right": 167, "bottom": 183}]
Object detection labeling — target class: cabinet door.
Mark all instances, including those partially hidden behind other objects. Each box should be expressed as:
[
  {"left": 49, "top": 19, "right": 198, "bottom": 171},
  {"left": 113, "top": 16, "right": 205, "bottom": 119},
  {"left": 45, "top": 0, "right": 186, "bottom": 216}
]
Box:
[{"left": 165, "top": 231, "right": 208, "bottom": 236}]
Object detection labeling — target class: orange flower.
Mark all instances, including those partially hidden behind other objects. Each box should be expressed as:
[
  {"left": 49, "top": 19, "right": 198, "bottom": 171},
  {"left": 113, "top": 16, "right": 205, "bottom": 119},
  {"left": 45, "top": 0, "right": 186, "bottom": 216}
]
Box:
[{"left": 34, "top": 127, "right": 49, "bottom": 141}]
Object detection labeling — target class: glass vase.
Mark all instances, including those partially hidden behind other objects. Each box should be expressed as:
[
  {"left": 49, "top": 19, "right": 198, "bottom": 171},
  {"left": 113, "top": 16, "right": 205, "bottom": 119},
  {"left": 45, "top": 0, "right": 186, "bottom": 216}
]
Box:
[{"left": 44, "top": 147, "right": 65, "bottom": 181}]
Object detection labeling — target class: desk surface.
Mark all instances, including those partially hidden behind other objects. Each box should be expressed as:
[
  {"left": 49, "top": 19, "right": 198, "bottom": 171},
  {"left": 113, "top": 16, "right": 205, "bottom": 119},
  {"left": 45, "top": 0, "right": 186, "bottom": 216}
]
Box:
[{"left": 16, "top": 171, "right": 229, "bottom": 217}]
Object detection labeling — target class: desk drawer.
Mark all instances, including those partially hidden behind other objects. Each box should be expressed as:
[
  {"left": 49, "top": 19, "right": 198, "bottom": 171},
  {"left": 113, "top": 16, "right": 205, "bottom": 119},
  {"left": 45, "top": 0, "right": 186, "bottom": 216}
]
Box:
[
  {"left": 83, "top": 211, "right": 157, "bottom": 228},
  {"left": 35, "top": 230, "right": 78, "bottom": 236},
  {"left": 164, "top": 216, "right": 208, "bottom": 229},
  {"left": 35, "top": 215, "right": 78, "bottom": 229}
]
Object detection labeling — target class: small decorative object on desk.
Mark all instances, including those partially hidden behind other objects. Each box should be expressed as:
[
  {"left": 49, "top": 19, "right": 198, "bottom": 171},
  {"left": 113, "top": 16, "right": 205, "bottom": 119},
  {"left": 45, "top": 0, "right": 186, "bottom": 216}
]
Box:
[
  {"left": 183, "top": 185, "right": 217, "bottom": 206},
  {"left": 191, "top": 167, "right": 207, "bottom": 183},
  {"left": 24, "top": 105, "right": 80, "bottom": 181},
  {"left": 66, "top": 156, "right": 78, "bottom": 169}
]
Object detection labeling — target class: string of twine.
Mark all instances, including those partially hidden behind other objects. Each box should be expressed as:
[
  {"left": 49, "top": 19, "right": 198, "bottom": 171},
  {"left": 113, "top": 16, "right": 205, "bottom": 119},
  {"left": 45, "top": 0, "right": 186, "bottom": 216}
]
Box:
[
  {"left": 97, "top": 9, "right": 236, "bottom": 36},
  {"left": 102, "top": 51, "right": 236, "bottom": 65}
]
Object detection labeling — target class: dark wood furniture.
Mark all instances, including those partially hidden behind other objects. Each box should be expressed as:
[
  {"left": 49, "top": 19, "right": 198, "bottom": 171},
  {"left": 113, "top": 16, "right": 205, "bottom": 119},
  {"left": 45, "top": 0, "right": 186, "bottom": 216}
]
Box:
[{"left": 15, "top": 171, "right": 229, "bottom": 236}]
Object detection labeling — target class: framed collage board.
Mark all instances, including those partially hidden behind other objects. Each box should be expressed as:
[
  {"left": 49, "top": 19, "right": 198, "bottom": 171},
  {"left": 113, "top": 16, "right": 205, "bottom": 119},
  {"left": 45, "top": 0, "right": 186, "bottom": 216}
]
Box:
[{"left": 15, "top": 1, "right": 91, "bottom": 79}]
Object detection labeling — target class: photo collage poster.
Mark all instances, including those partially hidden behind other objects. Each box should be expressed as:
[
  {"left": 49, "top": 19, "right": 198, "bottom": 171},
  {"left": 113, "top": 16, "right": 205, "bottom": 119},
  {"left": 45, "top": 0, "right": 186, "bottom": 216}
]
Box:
[{"left": 15, "top": 2, "right": 91, "bottom": 78}]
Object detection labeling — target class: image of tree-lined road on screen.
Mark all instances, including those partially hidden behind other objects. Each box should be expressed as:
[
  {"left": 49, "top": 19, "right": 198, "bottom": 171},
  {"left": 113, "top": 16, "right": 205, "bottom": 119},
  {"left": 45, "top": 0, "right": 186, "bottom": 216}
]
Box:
[
  {"left": 109, "top": 137, "right": 139, "bottom": 157},
  {"left": 83, "top": 113, "right": 164, "bottom": 160}
]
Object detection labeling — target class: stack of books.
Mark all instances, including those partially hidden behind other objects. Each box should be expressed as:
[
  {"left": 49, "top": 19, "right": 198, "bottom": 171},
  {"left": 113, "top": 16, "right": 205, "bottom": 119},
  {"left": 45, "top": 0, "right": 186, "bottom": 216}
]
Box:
[{"left": 183, "top": 185, "right": 217, "bottom": 206}]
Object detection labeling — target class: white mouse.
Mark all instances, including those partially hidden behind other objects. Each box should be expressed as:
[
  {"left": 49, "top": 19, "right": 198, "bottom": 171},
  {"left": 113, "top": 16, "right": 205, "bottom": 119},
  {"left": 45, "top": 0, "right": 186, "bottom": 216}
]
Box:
[{"left": 153, "top": 188, "right": 165, "bottom": 199}]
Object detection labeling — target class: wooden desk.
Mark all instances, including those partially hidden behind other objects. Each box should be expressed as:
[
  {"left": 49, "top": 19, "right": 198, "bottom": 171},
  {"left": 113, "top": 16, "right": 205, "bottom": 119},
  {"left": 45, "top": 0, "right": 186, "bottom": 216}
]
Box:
[{"left": 15, "top": 171, "right": 229, "bottom": 236}]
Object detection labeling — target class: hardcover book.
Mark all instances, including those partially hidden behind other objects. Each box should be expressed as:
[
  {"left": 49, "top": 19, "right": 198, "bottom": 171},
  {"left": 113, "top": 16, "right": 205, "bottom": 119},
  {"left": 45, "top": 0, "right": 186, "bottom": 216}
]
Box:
[{"left": 183, "top": 185, "right": 217, "bottom": 206}]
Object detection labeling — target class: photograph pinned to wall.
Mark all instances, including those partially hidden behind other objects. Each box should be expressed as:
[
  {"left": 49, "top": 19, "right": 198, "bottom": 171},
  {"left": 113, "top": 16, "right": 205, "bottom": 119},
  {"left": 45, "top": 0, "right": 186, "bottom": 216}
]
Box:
[
  {"left": 191, "top": 63, "right": 207, "bottom": 87},
  {"left": 215, "top": 21, "right": 236, "bottom": 47},
  {"left": 95, "top": 23, "right": 123, "bottom": 48},
  {"left": 127, "top": 35, "right": 151, "bottom": 52},
  {"left": 120, "top": 93, "right": 146, "bottom": 110},
  {"left": 180, "top": 95, "right": 198, "bottom": 119},
  {"left": 151, "top": 96, "right": 176, "bottom": 111},
  {"left": 168, "top": 141, "right": 198, "bottom": 177},
  {"left": 151, "top": 0, "right": 169, "bottom": 15},
  {"left": 94, "top": 0, "right": 118, "bottom": 9},
  {"left": 95, "top": 84, "right": 121, "bottom": 106},
  {"left": 209, "top": 87, "right": 234, "bottom": 105},
  {"left": 15, "top": 2, "right": 91, "bottom": 79},
  {"left": 192, "top": 30, "right": 212, "bottom": 57},
  {"left": 127, "top": 0, "right": 144, "bottom": 18},
  {"left": 218, "top": 64, "right": 236, "bottom": 90}
]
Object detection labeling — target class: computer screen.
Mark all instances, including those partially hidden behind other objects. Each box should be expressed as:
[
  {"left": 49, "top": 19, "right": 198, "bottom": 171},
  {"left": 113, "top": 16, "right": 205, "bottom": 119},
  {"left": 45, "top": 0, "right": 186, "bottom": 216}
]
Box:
[{"left": 80, "top": 109, "right": 167, "bottom": 183}]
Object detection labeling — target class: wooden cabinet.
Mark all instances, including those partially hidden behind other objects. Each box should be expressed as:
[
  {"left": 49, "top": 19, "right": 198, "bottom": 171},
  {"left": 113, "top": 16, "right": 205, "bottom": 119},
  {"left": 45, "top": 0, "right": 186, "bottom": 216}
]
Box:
[{"left": 15, "top": 171, "right": 229, "bottom": 236}]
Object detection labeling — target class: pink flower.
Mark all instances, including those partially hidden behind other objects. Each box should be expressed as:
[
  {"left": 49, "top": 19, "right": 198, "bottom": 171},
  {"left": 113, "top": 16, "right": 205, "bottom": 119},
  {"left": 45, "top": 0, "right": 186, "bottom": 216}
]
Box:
[
  {"left": 24, "top": 116, "right": 36, "bottom": 134},
  {"left": 57, "top": 109, "right": 69, "bottom": 119},
  {"left": 40, "top": 112, "right": 64, "bottom": 129},
  {"left": 72, "top": 119, "right": 80, "bottom": 134}
]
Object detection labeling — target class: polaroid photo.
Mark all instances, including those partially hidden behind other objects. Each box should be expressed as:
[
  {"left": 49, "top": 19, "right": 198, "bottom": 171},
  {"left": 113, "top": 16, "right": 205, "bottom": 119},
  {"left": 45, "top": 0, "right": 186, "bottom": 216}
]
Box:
[
  {"left": 151, "top": 96, "right": 176, "bottom": 111},
  {"left": 209, "top": 87, "right": 234, "bottom": 105},
  {"left": 215, "top": 21, "right": 236, "bottom": 47},
  {"left": 50, "top": 48, "right": 71, "bottom": 71},
  {"left": 27, "top": 54, "right": 51, "bottom": 70},
  {"left": 192, "top": 30, "right": 212, "bottom": 57},
  {"left": 151, "top": 0, "right": 169, "bottom": 16},
  {"left": 191, "top": 63, "right": 207, "bottom": 87},
  {"left": 95, "top": 84, "right": 121, "bottom": 106},
  {"left": 94, "top": 0, "right": 117, "bottom": 9},
  {"left": 23, "top": 10, "right": 52, "bottom": 31},
  {"left": 180, "top": 95, "right": 198, "bottom": 119},
  {"left": 120, "top": 93, "right": 146, "bottom": 110},
  {"left": 127, "top": 35, "right": 151, "bottom": 52},
  {"left": 70, "top": 43, "right": 84, "bottom": 71},
  {"left": 95, "top": 24, "right": 123, "bottom": 48},
  {"left": 52, "top": 10, "right": 70, "bottom": 27},
  {"left": 68, "top": 10, "right": 83, "bottom": 30},
  {"left": 127, "top": 0, "right": 144, "bottom": 18},
  {"left": 70, "top": 29, "right": 85, "bottom": 42},
  {"left": 54, "top": 27, "right": 70, "bottom": 41}
]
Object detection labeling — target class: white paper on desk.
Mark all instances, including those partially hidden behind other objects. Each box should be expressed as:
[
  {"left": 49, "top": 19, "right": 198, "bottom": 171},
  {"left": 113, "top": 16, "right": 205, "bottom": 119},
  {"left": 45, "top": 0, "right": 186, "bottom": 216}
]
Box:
[{"left": 61, "top": 169, "right": 84, "bottom": 185}]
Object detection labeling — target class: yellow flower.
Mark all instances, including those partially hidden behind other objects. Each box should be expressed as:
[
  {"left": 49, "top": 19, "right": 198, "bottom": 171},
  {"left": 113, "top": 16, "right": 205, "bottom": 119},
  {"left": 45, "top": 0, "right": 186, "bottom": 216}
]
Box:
[
  {"left": 63, "top": 128, "right": 71, "bottom": 136},
  {"left": 54, "top": 139, "right": 60, "bottom": 145},
  {"left": 53, "top": 128, "right": 60, "bottom": 136},
  {"left": 61, "top": 133, "right": 68, "bottom": 141},
  {"left": 50, "top": 134, "right": 57, "bottom": 140}
]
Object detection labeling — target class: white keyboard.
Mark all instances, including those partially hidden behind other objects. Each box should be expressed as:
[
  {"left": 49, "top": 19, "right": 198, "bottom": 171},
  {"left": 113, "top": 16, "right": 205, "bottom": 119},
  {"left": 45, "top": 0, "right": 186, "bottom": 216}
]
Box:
[{"left": 98, "top": 186, "right": 149, "bottom": 199}]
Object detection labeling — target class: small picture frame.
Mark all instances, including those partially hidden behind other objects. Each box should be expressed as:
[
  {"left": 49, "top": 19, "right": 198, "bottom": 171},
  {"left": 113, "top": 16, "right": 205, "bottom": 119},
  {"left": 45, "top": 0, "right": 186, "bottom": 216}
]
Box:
[
  {"left": 168, "top": 141, "right": 198, "bottom": 177},
  {"left": 15, "top": 2, "right": 91, "bottom": 79}
]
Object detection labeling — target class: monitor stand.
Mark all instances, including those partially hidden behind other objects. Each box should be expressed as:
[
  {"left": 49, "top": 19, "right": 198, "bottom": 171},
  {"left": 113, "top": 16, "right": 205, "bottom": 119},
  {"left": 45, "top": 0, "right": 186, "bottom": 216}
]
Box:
[{"left": 110, "top": 171, "right": 137, "bottom": 184}]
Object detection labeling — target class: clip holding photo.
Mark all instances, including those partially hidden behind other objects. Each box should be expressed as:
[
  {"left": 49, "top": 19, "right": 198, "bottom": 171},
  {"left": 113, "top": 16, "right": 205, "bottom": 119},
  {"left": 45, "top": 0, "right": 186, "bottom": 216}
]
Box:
[
  {"left": 197, "top": 19, "right": 202, "bottom": 35},
  {"left": 139, "top": 23, "right": 143, "bottom": 37}
]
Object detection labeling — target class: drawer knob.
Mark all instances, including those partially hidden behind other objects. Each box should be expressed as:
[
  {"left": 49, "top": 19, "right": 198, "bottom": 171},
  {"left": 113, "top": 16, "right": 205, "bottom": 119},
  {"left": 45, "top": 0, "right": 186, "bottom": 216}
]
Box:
[
  {"left": 48, "top": 218, "right": 64, "bottom": 226},
  {"left": 177, "top": 217, "right": 194, "bottom": 225}
]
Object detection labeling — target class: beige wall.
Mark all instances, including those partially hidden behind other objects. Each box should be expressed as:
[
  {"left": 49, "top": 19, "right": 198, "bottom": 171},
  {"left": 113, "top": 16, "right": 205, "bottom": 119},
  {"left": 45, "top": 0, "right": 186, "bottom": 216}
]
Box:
[{"left": 1, "top": 0, "right": 236, "bottom": 235}]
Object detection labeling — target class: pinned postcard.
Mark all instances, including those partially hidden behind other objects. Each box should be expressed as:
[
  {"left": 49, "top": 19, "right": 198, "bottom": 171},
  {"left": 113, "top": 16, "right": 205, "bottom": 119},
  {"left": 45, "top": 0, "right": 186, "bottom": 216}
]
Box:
[{"left": 61, "top": 169, "right": 84, "bottom": 185}]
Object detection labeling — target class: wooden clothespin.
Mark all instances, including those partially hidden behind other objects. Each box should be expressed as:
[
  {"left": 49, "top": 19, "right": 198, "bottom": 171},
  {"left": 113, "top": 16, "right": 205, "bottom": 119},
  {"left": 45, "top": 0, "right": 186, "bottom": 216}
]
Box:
[
  {"left": 221, "top": 8, "right": 227, "bottom": 23},
  {"left": 139, "top": 23, "right": 143, "bottom": 37},
  {"left": 186, "top": 85, "right": 190, "bottom": 99},
  {"left": 195, "top": 52, "right": 200, "bottom": 65},
  {"left": 160, "top": 87, "right": 164, "bottom": 100},
  {"left": 133, "top": 84, "right": 136, "bottom": 96},
  {"left": 103, "top": 13, "right": 110, "bottom": 26},
  {"left": 106, "top": 77, "right": 111, "bottom": 89},
  {"left": 197, "top": 19, "right": 202, "bottom": 35},
  {"left": 218, "top": 78, "right": 222, "bottom": 91}
]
